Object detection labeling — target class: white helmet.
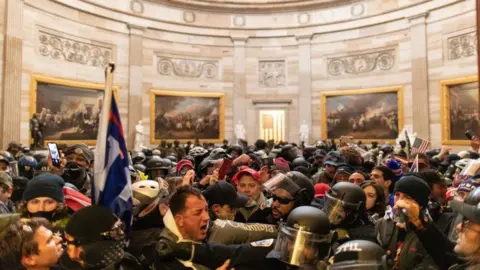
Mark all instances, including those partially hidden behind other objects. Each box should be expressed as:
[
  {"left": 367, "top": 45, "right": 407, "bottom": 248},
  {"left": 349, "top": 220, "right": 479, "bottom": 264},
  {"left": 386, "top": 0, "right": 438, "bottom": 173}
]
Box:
[
  {"left": 132, "top": 179, "right": 169, "bottom": 218},
  {"left": 455, "top": 158, "right": 472, "bottom": 170}
]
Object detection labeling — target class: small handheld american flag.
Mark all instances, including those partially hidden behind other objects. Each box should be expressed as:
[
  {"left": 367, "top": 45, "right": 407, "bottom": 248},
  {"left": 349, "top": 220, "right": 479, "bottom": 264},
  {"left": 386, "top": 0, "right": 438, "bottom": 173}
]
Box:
[{"left": 410, "top": 137, "right": 430, "bottom": 156}]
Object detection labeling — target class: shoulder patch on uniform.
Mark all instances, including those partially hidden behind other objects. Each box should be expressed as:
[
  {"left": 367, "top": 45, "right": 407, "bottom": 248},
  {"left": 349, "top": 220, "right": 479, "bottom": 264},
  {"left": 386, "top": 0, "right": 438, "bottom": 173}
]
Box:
[{"left": 250, "top": 238, "right": 274, "bottom": 247}]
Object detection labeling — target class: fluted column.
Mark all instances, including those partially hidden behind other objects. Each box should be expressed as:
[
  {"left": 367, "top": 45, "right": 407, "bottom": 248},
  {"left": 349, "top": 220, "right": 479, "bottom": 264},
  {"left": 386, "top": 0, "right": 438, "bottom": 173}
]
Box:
[
  {"left": 1, "top": 0, "right": 23, "bottom": 148},
  {"left": 408, "top": 13, "right": 430, "bottom": 140},
  {"left": 297, "top": 34, "right": 313, "bottom": 143},
  {"left": 231, "top": 35, "right": 248, "bottom": 142},
  {"left": 127, "top": 24, "right": 145, "bottom": 150}
]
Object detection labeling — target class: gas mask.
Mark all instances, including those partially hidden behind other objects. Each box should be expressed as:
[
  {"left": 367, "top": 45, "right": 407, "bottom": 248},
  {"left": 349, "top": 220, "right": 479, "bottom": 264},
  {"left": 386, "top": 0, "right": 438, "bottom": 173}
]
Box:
[{"left": 62, "top": 162, "right": 87, "bottom": 189}]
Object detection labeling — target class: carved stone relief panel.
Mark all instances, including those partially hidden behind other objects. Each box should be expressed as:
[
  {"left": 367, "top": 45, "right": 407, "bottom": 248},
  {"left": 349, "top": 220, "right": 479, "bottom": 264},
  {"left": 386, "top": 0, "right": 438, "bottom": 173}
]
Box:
[
  {"left": 157, "top": 57, "right": 218, "bottom": 79},
  {"left": 327, "top": 49, "right": 395, "bottom": 76},
  {"left": 38, "top": 27, "right": 114, "bottom": 68},
  {"left": 259, "top": 60, "right": 286, "bottom": 87},
  {"left": 447, "top": 30, "right": 477, "bottom": 61}
]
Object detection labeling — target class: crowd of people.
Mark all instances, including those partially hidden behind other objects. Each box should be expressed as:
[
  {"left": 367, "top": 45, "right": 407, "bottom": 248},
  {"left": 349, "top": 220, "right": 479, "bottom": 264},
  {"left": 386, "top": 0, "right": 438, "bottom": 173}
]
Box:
[{"left": 0, "top": 137, "right": 480, "bottom": 270}]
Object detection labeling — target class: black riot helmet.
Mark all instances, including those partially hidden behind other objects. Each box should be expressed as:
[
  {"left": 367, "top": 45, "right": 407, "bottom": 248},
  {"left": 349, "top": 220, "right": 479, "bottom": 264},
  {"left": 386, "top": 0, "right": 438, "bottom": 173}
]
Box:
[
  {"left": 165, "top": 155, "right": 178, "bottom": 163},
  {"left": 278, "top": 144, "right": 299, "bottom": 163},
  {"left": 329, "top": 240, "right": 388, "bottom": 270},
  {"left": 227, "top": 145, "right": 243, "bottom": 157},
  {"left": 133, "top": 164, "right": 146, "bottom": 173},
  {"left": 132, "top": 152, "right": 146, "bottom": 164},
  {"left": 379, "top": 144, "right": 394, "bottom": 156},
  {"left": 451, "top": 187, "right": 480, "bottom": 224},
  {"left": 198, "top": 158, "right": 215, "bottom": 176},
  {"left": 209, "top": 148, "right": 227, "bottom": 160},
  {"left": 292, "top": 157, "right": 310, "bottom": 170},
  {"left": 322, "top": 182, "right": 366, "bottom": 227},
  {"left": 267, "top": 206, "right": 334, "bottom": 267},
  {"left": 263, "top": 171, "right": 315, "bottom": 208},
  {"left": 145, "top": 158, "right": 170, "bottom": 179},
  {"left": 0, "top": 151, "right": 15, "bottom": 163}
]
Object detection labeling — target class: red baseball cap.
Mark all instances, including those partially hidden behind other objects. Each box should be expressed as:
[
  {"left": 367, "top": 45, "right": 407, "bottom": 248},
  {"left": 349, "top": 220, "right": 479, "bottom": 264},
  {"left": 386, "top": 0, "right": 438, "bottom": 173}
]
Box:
[
  {"left": 176, "top": 160, "right": 194, "bottom": 173},
  {"left": 232, "top": 166, "right": 260, "bottom": 185}
]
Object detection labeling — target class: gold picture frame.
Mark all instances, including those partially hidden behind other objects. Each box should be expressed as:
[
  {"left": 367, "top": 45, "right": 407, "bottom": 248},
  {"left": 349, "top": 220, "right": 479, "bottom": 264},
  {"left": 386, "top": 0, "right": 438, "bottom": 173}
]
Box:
[
  {"left": 320, "top": 86, "right": 404, "bottom": 143},
  {"left": 150, "top": 90, "right": 225, "bottom": 144},
  {"left": 30, "top": 75, "right": 119, "bottom": 146},
  {"left": 440, "top": 75, "right": 478, "bottom": 145}
]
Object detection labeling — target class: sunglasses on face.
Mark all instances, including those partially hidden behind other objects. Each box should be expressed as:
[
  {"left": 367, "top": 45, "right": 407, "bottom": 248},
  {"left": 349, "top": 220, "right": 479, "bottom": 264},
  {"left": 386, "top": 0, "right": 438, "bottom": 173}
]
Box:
[{"left": 271, "top": 194, "right": 295, "bottom": 205}]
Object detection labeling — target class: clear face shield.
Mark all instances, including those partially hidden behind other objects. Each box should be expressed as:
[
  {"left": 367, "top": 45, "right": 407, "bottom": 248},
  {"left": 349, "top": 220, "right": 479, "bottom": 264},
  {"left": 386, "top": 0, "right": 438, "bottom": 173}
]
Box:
[
  {"left": 263, "top": 173, "right": 301, "bottom": 197},
  {"left": 323, "top": 193, "right": 362, "bottom": 226},
  {"left": 270, "top": 223, "right": 333, "bottom": 267}
]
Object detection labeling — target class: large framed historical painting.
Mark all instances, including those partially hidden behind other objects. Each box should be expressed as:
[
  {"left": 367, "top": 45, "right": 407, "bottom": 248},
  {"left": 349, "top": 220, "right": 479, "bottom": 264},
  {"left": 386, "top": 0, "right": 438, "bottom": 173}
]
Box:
[
  {"left": 321, "top": 86, "right": 404, "bottom": 143},
  {"left": 150, "top": 90, "right": 225, "bottom": 144},
  {"left": 441, "top": 75, "right": 479, "bottom": 145},
  {"left": 30, "top": 75, "right": 118, "bottom": 145}
]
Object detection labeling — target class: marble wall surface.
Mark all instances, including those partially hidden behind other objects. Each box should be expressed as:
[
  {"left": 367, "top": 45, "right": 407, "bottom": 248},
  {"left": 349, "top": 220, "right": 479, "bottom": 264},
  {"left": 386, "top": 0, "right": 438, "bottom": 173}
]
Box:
[{"left": 0, "top": 0, "right": 477, "bottom": 149}]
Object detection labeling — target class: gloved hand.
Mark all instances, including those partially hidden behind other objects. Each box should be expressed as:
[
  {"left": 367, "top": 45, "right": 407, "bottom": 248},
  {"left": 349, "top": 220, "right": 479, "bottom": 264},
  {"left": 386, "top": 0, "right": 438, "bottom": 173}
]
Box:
[{"left": 155, "top": 237, "right": 193, "bottom": 261}]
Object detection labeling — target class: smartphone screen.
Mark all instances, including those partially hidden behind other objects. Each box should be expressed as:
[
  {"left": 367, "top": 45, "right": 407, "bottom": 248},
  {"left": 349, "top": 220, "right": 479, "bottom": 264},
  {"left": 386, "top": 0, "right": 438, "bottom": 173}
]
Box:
[{"left": 48, "top": 143, "right": 61, "bottom": 167}]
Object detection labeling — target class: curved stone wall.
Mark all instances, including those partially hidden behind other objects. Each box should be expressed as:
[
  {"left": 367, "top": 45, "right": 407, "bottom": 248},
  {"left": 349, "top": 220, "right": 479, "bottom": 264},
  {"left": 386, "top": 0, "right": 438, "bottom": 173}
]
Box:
[{"left": 0, "top": 0, "right": 476, "bottom": 148}]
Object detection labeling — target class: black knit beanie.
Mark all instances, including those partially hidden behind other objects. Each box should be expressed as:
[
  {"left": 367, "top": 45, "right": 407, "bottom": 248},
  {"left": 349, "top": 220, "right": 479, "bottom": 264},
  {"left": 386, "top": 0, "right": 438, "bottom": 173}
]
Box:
[
  {"left": 65, "top": 205, "right": 118, "bottom": 243},
  {"left": 393, "top": 175, "right": 431, "bottom": 207},
  {"left": 23, "top": 173, "right": 65, "bottom": 202}
]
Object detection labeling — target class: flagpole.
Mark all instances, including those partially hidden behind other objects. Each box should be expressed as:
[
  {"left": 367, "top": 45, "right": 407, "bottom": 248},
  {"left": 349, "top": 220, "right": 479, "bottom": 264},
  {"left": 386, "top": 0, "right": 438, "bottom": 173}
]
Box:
[{"left": 93, "top": 63, "right": 115, "bottom": 203}]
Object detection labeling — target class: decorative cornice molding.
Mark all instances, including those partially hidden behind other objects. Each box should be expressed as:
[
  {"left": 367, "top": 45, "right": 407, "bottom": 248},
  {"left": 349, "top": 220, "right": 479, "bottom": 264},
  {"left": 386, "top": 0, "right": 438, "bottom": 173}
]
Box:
[
  {"left": 407, "top": 12, "right": 429, "bottom": 24},
  {"left": 37, "top": 27, "right": 114, "bottom": 68},
  {"left": 230, "top": 35, "right": 249, "bottom": 46},
  {"left": 156, "top": 56, "right": 219, "bottom": 79},
  {"left": 128, "top": 24, "right": 146, "bottom": 36},
  {"left": 327, "top": 48, "right": 395, "bottom": 76},
  {"left": 296, "top": 34, "right": 313, "bottom": 44}
]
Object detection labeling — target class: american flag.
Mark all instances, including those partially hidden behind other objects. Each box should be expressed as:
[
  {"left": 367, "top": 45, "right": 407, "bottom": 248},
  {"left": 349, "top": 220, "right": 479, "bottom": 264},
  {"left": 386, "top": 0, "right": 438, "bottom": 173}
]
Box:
[{"left": 410, "top": 137, "right": 430, "bottom": 156}]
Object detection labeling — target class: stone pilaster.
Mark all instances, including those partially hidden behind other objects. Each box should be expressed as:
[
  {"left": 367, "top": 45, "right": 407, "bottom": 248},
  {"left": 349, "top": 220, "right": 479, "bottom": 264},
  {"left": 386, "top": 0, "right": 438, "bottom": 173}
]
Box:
[
  {"left": 231, "top": 35, "right": 248, "bottom": 143},
  {"left": 296, "top": 34, "right": 313, "bottom": 143},
  {"left": 408, "top": 13, "right": 430, "bottom": 141},
  {"left": 127, "top": 24, "right": 145, "bottom": 150},
  {"left": 1, "top": 0, "right": 23, "bottom": 148}
]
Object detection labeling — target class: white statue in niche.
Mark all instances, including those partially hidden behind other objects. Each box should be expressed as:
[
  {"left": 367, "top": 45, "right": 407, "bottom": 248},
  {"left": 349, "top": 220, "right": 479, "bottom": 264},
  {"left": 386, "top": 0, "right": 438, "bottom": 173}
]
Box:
[
  {"left": 235, "top": 120, "right": 246, "bottom": 141},
  {"left": 299, "top": 120, "right": 309, "bottom": 143},
  {"left": 134, "top": 120, "right": 145, "bottom": 152}
]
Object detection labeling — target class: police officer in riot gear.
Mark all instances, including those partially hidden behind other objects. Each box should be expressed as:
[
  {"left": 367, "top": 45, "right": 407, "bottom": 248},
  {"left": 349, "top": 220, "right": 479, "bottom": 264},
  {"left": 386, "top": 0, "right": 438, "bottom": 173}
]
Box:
[
  {"left": 145, "top": 158, "right": 171, "bottom": 180},
  {"left": 329, "top": 240, "right": 388, "bottom": 270},
  {"left": 155, "top": 206, "right": 335, "bottom": 270},
  {"left": 263, "top": 171, "right": 315, "bottom": 224},
  {"left": 322, "top": 182, "right": 376, "bottom": 245}
]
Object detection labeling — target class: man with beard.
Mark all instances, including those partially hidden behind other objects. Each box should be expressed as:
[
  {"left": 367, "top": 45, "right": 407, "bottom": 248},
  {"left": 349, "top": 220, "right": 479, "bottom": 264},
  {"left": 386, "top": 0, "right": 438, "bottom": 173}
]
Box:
[
  {"left": 264, "top": 171, "right": 315, "bottom": 224},
  {"left": 397, "top": 186, "right": 480, "bottom": 270},
  {"left": 50, "top": 144, "right": 94, "bottom": 196}
]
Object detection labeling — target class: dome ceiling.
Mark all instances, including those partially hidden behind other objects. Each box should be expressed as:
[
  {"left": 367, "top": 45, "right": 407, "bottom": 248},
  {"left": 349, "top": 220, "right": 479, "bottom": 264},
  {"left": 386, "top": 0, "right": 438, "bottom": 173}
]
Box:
[{"left": 146, "top": 0, "right": 360, "bottom": 12}]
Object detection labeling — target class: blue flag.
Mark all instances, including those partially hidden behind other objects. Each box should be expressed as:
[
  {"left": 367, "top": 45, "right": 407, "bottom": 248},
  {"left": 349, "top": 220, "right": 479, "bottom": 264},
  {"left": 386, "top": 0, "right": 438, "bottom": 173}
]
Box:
[{"left": 93, "top": 93, "right": 132, "bottom": 234}]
